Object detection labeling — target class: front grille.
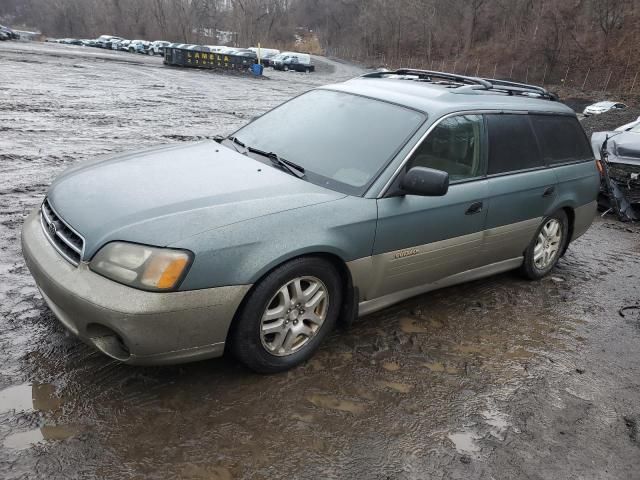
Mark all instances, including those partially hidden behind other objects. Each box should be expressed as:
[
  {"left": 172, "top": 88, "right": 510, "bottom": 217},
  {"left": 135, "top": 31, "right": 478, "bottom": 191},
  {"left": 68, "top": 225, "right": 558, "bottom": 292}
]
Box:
[
  {"left": 40, "top": 199, "right": 85, "bottom": 266},
  {"left": 609, "top": 163, "right": 640, "bottom": 204}
]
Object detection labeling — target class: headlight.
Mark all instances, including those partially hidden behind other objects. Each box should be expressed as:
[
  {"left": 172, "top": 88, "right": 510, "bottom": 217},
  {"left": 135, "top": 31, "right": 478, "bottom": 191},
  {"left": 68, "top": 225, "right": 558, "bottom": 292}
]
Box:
[{"left": 90, "top": 242, "right": 193, "bottom": 291}]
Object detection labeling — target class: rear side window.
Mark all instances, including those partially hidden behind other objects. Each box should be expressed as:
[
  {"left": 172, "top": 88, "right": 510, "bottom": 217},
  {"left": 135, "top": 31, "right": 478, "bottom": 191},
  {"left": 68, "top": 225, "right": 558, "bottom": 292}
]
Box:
[
  {"left": 486, "top": 114, "right": 543, "bottom": 174},
  {"left": 530, "top": 115, "right": 593, "bottom": 164}
]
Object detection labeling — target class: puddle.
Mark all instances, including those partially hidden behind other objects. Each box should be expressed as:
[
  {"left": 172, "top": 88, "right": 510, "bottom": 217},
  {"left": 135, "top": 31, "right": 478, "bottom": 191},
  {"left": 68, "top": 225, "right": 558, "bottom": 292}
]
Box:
[
  {"left": 3, "top": 424, "right": 79, "bottom": 450},
  {"left": 0, "top": 383, "right": 61, "bottom": 413},
  {"left": 448, "top": 431, "right": 481, "bottom": 453},
  {"left": 399, "top": 317, "right": 430, "bottom": 333},
  {"left": 179, "top": 464, "right": 233, "bottom": 480},
  {"left": 423, "top": 362, "right": 459, "bottom": 374},
  {"left": 307, "top": 394, "right": 366, "bottom": 414},
  {"left": 382, "top": 361, "right": 401, "bottom": 371},
  {"left": 482, "top": 409, "right": 511, "bottom": 440},
  {"left": 377, "top": 381, "right": 413, "bottom": 393}
]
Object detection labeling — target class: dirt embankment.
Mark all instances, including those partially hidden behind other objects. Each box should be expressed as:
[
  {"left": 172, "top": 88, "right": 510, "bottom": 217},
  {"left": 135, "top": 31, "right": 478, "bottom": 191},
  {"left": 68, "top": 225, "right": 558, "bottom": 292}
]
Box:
[{"left": 580, "top": 107, "right": 640, "bottom": 137}]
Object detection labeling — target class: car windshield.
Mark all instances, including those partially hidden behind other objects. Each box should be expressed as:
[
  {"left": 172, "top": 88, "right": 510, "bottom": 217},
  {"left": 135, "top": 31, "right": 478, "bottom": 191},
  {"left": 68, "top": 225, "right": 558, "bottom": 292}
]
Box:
[{"left": 231, "top": 89, "right": 425, "bottom": 195}]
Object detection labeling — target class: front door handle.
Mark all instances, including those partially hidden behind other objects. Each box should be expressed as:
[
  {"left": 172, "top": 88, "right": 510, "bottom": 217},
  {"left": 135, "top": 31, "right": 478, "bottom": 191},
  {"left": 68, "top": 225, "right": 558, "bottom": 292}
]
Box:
[
  {"left": 465, "top": 201, "right": 483, "bottom": 215},
  {"left": 542, "top": 186, "right": 555, "bottom": 197}
]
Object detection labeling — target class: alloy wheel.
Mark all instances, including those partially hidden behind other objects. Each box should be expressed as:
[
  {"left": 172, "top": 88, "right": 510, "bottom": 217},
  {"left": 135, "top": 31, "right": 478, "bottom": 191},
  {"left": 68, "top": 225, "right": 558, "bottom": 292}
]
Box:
[
  {"left": 533, "top": 218, "right": 562, "bottom": 269},
  {"left": 260, "top": 276, "right": 329, "bottom": 356}
]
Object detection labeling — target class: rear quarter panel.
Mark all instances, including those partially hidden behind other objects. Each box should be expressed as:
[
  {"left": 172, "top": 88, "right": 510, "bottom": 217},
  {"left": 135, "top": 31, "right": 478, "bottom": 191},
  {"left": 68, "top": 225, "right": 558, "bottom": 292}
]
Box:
[{"left": 551, "top": 160, "right": 600, "bottom": 239}]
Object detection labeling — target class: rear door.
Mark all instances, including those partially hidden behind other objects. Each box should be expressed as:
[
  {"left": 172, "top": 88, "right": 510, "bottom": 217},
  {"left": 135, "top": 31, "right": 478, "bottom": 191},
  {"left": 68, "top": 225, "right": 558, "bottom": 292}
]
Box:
[
  {"left": 483, "top": 113, "right": 557, "bottom": 265},
  {"left": 370, "top": 114, "right": 489, "bottom": 299},
  {"left": 529, "top": 114, "right": 599, "bottom": 238}
]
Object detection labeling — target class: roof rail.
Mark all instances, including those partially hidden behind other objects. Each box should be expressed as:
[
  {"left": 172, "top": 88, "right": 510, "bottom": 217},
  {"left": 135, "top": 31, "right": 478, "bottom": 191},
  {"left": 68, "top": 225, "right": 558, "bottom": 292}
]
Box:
[
  {"left": 362, "top": 69, "right": 492, "bottom": 88},
  {"left": 361, "top": 68, "right": 558, "bottom": 101}
]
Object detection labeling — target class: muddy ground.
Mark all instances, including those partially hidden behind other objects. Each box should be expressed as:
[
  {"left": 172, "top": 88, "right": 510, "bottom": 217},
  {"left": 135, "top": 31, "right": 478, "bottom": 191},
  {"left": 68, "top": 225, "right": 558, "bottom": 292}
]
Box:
[{"left": 0, "top": 42, "right": 639, "bottom": 479}]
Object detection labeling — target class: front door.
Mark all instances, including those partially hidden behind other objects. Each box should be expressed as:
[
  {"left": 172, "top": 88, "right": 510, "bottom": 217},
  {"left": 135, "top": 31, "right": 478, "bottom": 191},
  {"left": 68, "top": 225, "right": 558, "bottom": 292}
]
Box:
[{"left": 369, "top": 114, "right": 489, "bottom": 299}]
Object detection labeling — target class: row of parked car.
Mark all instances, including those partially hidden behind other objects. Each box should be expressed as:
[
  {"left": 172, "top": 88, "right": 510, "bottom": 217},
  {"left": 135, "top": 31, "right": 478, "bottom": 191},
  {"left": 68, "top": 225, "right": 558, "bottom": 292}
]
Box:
[
  {"left": 0, "top": 24, "right": 19, "bottom": 41},
  {"left": 52, "top": 34, "right": 315, "bottom": 72}
]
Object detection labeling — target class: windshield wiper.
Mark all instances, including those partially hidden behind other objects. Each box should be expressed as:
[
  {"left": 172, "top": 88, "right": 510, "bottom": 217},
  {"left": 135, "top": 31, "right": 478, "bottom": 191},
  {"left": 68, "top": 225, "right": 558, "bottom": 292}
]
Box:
[
  {"left": 226, "top": 137, "right": 305, "bottom": 178},
  {"left": 227, "top": 135, "right": 247, "bottom": 153},
  {"left": 255, "top": 149, "right": 306, "bottom": 178}
]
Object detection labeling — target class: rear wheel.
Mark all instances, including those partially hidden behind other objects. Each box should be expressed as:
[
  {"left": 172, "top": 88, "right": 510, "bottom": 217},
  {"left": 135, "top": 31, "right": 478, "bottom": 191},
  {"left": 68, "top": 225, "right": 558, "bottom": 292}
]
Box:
[
  {"left": 305, "top": 67, "right": 311, "bottom": 73},
  {"left": 229, "top": 257, "right": 342, "bottom": 373},
  {"left": 520, "top": 210, "right": 568, "bottom": 280},
  {"left": 284, "top": 65, "right": 289, "bottom": 71}
]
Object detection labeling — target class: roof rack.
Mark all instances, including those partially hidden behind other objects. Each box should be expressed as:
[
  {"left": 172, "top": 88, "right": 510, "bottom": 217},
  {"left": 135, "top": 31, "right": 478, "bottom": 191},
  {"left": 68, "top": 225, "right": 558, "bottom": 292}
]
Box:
[{"left": 360, "top": 68, "right": 558, "bottom": 101}]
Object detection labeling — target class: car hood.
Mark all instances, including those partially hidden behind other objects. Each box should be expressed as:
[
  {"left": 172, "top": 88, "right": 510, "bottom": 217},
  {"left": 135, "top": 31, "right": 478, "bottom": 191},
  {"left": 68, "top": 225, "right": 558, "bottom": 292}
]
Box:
[
  {"left": 47, "top": 141, "right": 344, "bottom": 258},
  {"left": 591, "top": 131, "right": 640, "bottom": 165}
]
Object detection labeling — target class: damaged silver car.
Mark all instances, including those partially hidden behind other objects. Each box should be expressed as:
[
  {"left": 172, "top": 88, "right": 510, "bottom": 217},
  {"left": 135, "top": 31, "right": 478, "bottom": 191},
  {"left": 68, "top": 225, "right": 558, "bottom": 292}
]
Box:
[{"left": 592, "top": 127, "right": 640, "bottom": 221}]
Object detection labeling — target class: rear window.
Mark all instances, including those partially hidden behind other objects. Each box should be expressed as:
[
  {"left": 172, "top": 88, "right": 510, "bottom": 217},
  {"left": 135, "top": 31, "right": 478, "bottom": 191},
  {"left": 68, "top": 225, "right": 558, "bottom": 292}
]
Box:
[
  {"left": 487, "top": 114, "right": 543, "bottom": 174},
  {"left": 530, "top": 115, "right": 593, "bottom": 164}
]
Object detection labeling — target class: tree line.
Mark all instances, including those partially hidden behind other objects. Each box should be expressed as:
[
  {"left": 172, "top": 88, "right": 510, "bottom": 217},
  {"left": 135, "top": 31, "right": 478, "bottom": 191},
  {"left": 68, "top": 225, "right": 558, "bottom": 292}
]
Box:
[{"left": 2, "top": 0, "right": 638, "bottom": 80}]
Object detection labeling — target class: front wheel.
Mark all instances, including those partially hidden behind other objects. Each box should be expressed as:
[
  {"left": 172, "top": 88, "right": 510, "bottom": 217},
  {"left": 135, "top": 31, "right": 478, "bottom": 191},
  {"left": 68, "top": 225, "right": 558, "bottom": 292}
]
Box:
[
  {"left": 229, "top": 257, "right": 343, "bottom": 373},
  {"left": 520, "top": 210, "right": 568, "bottom": 280},
  {"left": 283, "top": 65, "right": 289, "bottom": 71}
]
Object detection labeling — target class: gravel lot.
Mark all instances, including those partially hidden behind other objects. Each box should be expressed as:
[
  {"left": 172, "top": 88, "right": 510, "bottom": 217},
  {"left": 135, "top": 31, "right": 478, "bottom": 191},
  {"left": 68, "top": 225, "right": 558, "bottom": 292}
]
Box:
[{"left": 1, "top": 42, "right": 639, "bottom": 480}]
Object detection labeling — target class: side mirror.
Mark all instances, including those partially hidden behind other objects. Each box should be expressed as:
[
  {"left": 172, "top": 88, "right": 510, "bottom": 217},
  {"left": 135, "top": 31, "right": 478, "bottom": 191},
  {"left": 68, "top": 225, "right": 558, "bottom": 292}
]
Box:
[{"left": 400, "top": 167, "right": 449, "bottom": 196}]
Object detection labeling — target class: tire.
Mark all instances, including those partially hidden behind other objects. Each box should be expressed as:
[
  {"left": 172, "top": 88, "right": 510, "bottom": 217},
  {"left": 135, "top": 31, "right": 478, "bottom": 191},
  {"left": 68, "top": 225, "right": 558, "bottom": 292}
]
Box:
[
  {"left": 284, "top": 65, "right": 289, "bottom": 71},
  {"left": 520, "top": 210, "right": 568, "bottom": 280},
  {"left": 229, "top": 257, "right": 343, "bottom": 373},
  {"left": 148, "top": 49, "right": 154, "bottom": 56},
  {"left": 305, "top": 67, "right": 310, "bottom": 73}
]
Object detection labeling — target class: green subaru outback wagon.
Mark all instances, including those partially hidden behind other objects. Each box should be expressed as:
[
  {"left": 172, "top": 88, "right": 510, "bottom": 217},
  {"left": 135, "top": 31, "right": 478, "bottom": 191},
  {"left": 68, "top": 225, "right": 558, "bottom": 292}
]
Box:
[{"left": 22, "top": 70, "right": 599, "bottom": 372}]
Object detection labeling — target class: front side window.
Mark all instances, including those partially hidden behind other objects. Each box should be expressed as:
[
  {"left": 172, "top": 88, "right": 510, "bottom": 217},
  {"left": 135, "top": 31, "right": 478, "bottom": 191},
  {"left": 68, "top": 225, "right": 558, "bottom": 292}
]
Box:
[
  {"left": 530, "top": 114, "right": 593, "bottom": 164},
  {"left": 406, "top": 114, "right": 485, "bottom": 182},
  {"left": 232, "top": 90, "right": 425, "bottom": 195},
  {"left": 487, "top": 114, "right": 543, "bottom": 174}
]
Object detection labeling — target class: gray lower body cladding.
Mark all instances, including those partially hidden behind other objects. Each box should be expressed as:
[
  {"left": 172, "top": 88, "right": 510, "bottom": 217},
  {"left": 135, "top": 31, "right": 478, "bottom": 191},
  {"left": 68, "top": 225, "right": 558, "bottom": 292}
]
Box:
[
  {"left": 21, "top": 210, "right": 250, "bottom": 365},
  {"left": 349, "top": 201, "right": 596, "bottom": 316}
]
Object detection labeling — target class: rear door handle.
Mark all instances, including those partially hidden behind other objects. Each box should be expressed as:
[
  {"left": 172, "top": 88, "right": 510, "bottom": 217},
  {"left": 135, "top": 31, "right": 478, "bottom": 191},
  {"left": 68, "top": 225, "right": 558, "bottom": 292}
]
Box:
[
  {"left": 465, "top": 201, "right": 483, "bottom": 215},
  {"left": 542, "top": 186, "right": 555, "bottom": 197}
]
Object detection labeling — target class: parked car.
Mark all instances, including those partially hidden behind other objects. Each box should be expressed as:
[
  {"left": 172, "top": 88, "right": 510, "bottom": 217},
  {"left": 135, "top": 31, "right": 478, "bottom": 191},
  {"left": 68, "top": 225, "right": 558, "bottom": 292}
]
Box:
[
  {"left": 232, "top": 48, "right": 258, "bottom": 59},
  {"left": 260, "top": 51, "right": 280, "bottom": 67},
  {"left": 81, "top": 39, "right": 97, "bottom": 47},
  {"left": 60, "top": 38, "right": 83, "bottom": 45},
  {"left": 248, "top": 47, "right": 280, "bottom": 57},
  {"left": 591, "top": 125, "right": 640, "bottom": 220},
  {"left": 186, "top": 44, "right": 210, "bottom": 52},
  {"left": 0, "top": 25, "right": 19, "bottom": 40},
  {"left": 113, "top": 39, "right": 130, "bottom": 51},
  {"left": 248, "top": 47, "right": 280, "bottom": 65},
  {"left": 128, "top": 40, "right": 150, "bottom": 54},
  {"left": 96, "top": 35, "right": 121, "bottom": 49},
  {"left": 21, "top": 69, "right": 598, "bottom": 373},
  {"left": 583, "top": 101, "right": 627, "bottom": 116},
  {"left": 272, "top": 52, "right": 315, "bottom": 72},
  {"left": 148, "top": 41, "right": 170, "bottom": 56}
]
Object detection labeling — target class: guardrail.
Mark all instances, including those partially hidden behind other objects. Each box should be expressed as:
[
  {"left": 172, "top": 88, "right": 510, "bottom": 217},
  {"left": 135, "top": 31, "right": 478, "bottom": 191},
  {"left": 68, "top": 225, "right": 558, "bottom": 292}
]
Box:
[{"left": 164, "top": 47, "right": 255, "bottom": 72}]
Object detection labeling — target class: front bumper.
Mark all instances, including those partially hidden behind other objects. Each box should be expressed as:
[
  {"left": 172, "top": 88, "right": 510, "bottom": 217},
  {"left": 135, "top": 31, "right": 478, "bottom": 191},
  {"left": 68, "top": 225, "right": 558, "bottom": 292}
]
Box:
[{"left": 21, "top": 210, "right": 251, "bottom": 365}]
